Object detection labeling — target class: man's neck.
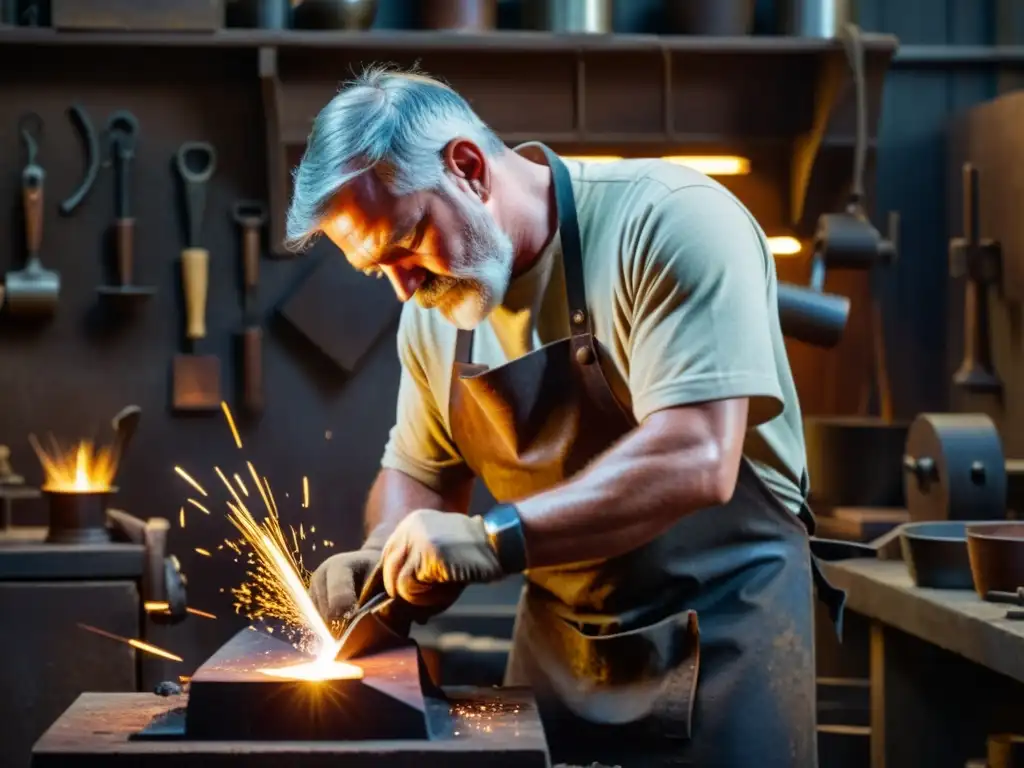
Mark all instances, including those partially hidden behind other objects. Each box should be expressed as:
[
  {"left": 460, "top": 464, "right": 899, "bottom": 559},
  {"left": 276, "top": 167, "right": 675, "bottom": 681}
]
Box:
[{"left": 498, "top": 151, "right": 557, "bottom": 277}]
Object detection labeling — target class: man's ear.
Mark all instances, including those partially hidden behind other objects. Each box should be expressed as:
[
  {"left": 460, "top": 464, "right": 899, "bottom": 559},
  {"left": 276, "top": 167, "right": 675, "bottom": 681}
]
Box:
[{"left": 442, "top": 138, "right": 491, "bottom": 202}]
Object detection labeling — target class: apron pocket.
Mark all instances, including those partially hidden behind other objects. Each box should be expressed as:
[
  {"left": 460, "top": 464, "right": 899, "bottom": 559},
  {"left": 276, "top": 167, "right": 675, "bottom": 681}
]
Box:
[{"left": 520, "top": 600, "right": 701, "bottom": 739}]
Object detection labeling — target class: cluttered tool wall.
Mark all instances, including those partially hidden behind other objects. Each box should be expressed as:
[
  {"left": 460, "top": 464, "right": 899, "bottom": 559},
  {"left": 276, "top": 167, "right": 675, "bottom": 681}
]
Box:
[{"left": 0, "top": 0, "right": 1003, "bottom": 676}]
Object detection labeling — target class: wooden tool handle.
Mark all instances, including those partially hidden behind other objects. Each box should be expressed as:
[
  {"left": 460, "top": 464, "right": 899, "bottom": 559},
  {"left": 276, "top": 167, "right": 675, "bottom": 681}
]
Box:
[
  {"left": 181, "top": 247, "right": 209, "bottom": 340},
  {"left": 242, "top": 326, "right": 264, "bottom": 412},
  {"left": 115, "top": 218, "right": 135, "bottom": 286},
  {"left": 22, "top": 170, "right": 43, "bottom": 256},
  {"left": 242, "top": 226, "right": 260, "bottom": 290}
]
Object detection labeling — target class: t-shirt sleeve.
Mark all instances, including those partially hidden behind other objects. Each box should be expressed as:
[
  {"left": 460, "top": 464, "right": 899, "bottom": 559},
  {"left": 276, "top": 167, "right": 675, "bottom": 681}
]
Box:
[
  {"left": 380, "top": 308, "right": 466, "bottom": 492},
  {"left": 626, "top": 184, "right": 784, "bottom": 427}
]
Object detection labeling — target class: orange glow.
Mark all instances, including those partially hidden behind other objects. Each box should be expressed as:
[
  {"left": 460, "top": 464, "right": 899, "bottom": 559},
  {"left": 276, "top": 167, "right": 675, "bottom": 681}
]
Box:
[
  {"left": 259, "top": 659, "right": 364, "bottom": 682},
  {"left": 30, "top": 435, "right": 117, "bottom": 493},
  {"left": 563, "top": 154, "right": 751, "bottom": 176}
]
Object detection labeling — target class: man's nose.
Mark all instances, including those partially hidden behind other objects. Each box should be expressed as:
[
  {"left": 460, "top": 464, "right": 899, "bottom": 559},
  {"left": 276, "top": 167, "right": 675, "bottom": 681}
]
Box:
[{"left": 384, "top": 264, "right": 426, "bottom": 302}]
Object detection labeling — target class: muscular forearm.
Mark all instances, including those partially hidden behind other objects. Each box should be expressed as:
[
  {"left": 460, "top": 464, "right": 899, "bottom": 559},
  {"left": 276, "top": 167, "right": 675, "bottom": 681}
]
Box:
[
  {"left": 515, "top": 401, "right": 747, "bottom": 568},
  {"left": 364, "top": 468, "right": 472, "bottom": 543}
]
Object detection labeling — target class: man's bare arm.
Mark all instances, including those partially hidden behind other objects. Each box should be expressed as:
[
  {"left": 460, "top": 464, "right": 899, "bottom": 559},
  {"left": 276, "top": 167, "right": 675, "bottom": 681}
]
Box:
[
  {"left": 515, "top": 398, "right": 748, "bottom": 568},
  {"left": 365, "top": 467, "right": 473, "bottom": 540}
]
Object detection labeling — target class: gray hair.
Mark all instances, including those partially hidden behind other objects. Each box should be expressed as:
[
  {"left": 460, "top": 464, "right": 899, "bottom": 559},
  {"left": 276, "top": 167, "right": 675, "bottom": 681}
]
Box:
[{"left": 284, "top": 65, "right": 506, "bottom": 252}]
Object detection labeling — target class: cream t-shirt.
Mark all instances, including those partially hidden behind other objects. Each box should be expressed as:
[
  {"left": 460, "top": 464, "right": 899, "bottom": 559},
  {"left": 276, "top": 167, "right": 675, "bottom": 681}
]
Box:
[{"left": 380, "top": 149, "right": 807, "bottom": 515}]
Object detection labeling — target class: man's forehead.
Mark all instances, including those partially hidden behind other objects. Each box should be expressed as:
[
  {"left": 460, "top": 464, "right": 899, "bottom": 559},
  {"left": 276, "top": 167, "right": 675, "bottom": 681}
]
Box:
[{"left": 325, "top": 174, "right": 419, "bottom": 265}]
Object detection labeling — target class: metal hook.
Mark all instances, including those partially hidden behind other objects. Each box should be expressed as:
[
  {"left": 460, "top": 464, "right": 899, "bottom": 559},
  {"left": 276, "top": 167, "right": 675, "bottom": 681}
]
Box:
[{"left": 18, "top": 112, "right": 43, "bottom": 167}]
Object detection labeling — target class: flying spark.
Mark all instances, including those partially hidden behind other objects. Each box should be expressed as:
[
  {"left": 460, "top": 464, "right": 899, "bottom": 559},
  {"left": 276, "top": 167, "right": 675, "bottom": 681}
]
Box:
[
  {"left": 188, "top": 498, "right": 211, "bottom": 515},
  {"left": 174, "top": 466, "right": 207, "bottom": 497},
  {"left": 195, "top": 547, "right": 211, "bottom": 557},
  {"left": 179, "top": 506, "right": 185, "bottom": 528},
  {"left": 302, "top": 476, "right": 309, "bottom": 508},
  {"left": 78, "top": 623, "right": 183, "bottom": 662},
  {"left": 221, "top": 401, "right": 242, "bottom": 449},
  {"left": 174, "top": 403, "right": 341, "bottom": 667}
]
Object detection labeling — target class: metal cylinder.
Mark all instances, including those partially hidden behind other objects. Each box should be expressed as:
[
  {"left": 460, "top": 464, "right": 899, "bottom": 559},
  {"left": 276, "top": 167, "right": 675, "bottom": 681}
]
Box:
[
  {"left": 420, "top": 0, "right": 497, "bottom": 31},
  {"left": 45, "top": 490, "right": 113, "bottom": 545},
  {"left": 523, "top": 0, "right": 613, "bottom": 33},
  {"left": 777, "top": 282, "right": 850, "bottom": 348},
  {"left": 777, "top": 0, "right": 852, "bottom": 38}
]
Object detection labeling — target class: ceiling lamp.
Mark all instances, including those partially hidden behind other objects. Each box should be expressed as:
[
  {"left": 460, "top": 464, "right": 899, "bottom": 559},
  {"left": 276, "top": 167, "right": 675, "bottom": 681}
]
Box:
[
  {"left": 562, "top": 155, "right": 751, "bottom": 176},
  {"left": 766, "top": 236, "right": 802, "bottom": 256}
]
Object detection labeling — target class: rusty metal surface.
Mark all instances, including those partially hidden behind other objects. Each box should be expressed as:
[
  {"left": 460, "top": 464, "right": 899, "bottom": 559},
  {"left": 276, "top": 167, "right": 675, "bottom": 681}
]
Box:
[{"left": 32, "top": 688, "right": 549, "bottom": 768}]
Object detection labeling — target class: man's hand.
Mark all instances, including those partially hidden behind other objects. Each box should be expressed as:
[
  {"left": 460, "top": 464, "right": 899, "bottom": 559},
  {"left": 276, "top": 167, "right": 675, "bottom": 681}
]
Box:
[
  {"left": 309, "top": 546, "right": 381, "bottom": 622},
  {"left": 381, "top": 509, "right": 504, "bottom": 605}
]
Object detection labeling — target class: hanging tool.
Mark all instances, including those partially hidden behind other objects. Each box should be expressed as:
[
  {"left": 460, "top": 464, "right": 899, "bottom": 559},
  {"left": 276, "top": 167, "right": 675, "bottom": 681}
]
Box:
[
  {"left": 232, "top": 200, "right": 267, "bottom": 414},
  {"left": 4, "top": 113, "right": 60, "bottom": 317},
  {"left": 172, "top": 142, "right": 221, "bottom": 413},
  {"left": 950, "top": 163, "right": 1003, "bottom": 396},
  {"left": 334, "top": 561, "right": 417, "bottom": 661},
  {"left": 97, "top": 111, "right": 156, "bottom": 307},
  {"left": 60, "top": 103, "right": 100, "bottom": 216},
  {"left": 810, "top": 22, "right": 900, "bottom": 417},
  {"left": 110, "top": 404, "right": 142, "bottom": 474}
]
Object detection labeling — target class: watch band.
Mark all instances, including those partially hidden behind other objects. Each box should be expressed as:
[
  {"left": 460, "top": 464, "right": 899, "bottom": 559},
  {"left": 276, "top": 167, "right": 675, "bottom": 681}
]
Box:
[{"left": 480, "top": 503, "right": 528, "bottom": 574}]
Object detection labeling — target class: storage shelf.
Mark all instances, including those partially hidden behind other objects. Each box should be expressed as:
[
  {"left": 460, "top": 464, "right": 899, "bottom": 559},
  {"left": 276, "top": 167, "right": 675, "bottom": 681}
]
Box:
[
  {"left": 0, "top": 27, "right": 897, "bottom": 257},
  {"left": 0, "top": 27, "right": 897, "bottom": 54}
]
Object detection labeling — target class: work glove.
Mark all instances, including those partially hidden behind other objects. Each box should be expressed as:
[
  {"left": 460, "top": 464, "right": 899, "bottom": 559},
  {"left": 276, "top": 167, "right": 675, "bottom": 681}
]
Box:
[
  {"left": 381, "top": 509, "right": 504, "bottom": 607},
  {"left": 309, "top": 543, "right": 382, "bottom": 623}
]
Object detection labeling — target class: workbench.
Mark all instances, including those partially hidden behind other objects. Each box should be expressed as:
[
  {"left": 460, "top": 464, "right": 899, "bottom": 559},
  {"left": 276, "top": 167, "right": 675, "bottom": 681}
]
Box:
[
  {"left": 31, "top": 688, "right": 551, "bottom": 768},
  {"left": 820, "top": 558, "right": 1024, "bottom": 768}
]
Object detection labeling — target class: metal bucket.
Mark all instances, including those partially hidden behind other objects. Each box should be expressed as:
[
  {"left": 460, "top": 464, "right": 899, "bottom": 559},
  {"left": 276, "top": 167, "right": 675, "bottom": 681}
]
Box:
[{"left": 522, "top": 0, "right": 613, "bottom": 33}]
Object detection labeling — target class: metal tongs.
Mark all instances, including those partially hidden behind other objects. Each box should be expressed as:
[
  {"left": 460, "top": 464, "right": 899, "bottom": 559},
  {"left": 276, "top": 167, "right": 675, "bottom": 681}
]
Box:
[{"left": 333, "top": 560, "right": 416, "bottom": 661}]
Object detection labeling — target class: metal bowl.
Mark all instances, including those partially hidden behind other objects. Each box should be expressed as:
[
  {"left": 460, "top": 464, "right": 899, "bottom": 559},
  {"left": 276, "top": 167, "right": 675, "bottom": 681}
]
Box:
[
  {"left": 899, "top": 521, "right": 972, "bottom": 590},
  {"left": 966, "top": 522, "right": 1024, "bottom": 598}
]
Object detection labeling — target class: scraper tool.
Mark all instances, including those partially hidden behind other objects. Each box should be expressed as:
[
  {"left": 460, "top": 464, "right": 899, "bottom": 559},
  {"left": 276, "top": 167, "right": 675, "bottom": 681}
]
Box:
[{"left": 171, "top": 142, "right": 221, "bottom": 412}]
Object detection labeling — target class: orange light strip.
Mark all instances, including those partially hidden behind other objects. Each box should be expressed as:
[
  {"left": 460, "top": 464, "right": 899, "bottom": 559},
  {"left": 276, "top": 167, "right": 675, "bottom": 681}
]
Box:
[{"left": 78, "top": 623, "right": 183, "bottom": 662}]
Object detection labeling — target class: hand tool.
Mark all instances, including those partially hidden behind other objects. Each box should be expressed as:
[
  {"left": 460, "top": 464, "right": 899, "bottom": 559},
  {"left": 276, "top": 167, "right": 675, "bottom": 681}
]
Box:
[
  {"left": 950, "top": 162, "right": 1003, "bottom": 396},
  {"left": 4, "top": 112, "right": 60, "bottom": 317},
  {"left": 109, "top": 404, "right": 142, "bottom": 474},
  {"left": 172, "top": 141, "right": 221, "bottom": 413},
  {"left": 60, "top": 103, "right": 100, "bottom": 216},
  {"left": 334, "top": 560, "right": 418, "bottom": 661},
  {"left": 97, "top": 111, "right": 155, "bottom": 307},
  {"left": 232, "top": 200, "right": 267, "bottom": 414}
]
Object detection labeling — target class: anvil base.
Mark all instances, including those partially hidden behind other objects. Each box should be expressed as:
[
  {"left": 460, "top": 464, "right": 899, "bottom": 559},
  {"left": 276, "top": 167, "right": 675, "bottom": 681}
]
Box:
[
  {"left": 184, "top": 629, "right": 437, "bottom": 741},
  {"left": 31, "top": 688, "right": 549, "bottom": 768}
]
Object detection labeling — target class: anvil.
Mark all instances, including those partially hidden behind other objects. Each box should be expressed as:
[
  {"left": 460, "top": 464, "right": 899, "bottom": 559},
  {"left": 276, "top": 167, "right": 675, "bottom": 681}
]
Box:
[{"left": 184, "top": 628, "right": 444, "bottom": 741}]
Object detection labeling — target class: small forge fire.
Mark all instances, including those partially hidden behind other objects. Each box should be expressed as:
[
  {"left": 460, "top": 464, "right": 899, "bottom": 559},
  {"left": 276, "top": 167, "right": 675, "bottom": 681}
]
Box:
[{"left": 29, "top": 434, "right": 118, "bottom": 493}]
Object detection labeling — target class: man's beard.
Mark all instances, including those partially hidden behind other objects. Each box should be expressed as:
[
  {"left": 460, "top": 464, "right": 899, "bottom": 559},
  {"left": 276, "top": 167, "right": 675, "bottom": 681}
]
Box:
[{"left": 415, "top": 182, "right": 514, "bottom": 331}]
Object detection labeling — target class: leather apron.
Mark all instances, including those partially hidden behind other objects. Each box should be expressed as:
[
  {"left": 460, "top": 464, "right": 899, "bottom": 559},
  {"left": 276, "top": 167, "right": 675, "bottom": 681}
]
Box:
[{"left": 447, "top": 146, "right": 846, "bottom": 767}]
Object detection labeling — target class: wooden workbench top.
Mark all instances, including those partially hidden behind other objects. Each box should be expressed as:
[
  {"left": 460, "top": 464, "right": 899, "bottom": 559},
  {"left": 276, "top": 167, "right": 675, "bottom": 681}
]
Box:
[
  {"left": 31, "top": 688, "right": 549, "bottom": 768},
  {"left": 820, "top": 558, "right": 1024, "bottom": 683}
]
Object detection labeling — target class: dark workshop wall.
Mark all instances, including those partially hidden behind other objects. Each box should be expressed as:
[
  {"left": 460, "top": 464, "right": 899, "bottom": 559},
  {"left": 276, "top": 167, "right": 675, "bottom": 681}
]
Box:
[
  {"left": 859, "top": 0, "right": 998, "bottom": 415},
  {"left": 0, "top": 0, "right": 1003, "bottom": 672}
]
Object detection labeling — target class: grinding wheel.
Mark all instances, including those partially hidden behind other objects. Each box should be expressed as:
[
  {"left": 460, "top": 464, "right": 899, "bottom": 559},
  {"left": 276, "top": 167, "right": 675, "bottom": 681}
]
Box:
[{"left": 903, "top": 413, "right": 1007, "bottom": 522}]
